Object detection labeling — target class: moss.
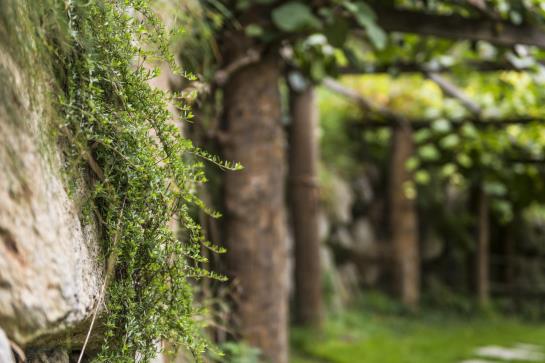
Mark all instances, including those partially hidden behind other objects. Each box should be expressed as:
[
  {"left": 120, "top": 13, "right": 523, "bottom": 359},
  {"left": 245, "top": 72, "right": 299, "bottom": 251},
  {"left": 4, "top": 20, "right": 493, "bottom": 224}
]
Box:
[{"left": 0, "top": 67, "right": 22, "bottom": 126}]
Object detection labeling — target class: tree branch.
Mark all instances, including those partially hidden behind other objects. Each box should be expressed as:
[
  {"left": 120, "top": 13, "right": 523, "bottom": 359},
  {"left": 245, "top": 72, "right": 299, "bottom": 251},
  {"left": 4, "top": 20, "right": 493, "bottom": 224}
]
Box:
[{"left": 213, "top": 49, "right": 261, "bottom": 86}]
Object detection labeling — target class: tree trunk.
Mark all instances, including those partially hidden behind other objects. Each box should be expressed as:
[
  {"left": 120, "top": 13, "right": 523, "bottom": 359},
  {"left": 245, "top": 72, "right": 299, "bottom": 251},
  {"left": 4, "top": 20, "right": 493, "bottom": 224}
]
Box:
[
  {"left": 289, "top": 85, "right": 322, "bottom": 327},
  {"left": 221, "top": 57, "right": 288, "bottom": 363},
  {"left": 389, "top": 123, "right": 420, "bottom": 309},
  {"left": 476, "top": 188, "right": 490, "bottom": 306}
]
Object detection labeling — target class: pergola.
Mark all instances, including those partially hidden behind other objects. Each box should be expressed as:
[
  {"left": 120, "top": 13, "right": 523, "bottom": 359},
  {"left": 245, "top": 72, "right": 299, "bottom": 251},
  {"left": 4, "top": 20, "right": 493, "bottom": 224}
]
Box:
[
  {"left": 323, "top": 4, "right": 545, "bottom": 130},
  {"left": 317, "top": 3, "right": 545, "bottom": 309}
]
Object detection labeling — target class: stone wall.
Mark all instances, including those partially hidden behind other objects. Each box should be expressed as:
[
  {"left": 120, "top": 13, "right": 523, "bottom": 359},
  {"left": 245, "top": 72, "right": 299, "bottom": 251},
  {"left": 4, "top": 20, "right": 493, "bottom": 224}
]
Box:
[{"left": 0, "top": 5, "right": 104, "bottom": 361}]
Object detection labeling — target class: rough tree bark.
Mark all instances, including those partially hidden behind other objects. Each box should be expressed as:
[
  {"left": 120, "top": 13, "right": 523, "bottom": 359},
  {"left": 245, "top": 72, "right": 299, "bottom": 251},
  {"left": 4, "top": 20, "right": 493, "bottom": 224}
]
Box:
[
  {"left": 289, "top": 84, "right": 323, "bottom": 327},
  {"left": 221, "top": 53, "right": 288, "bottom": 362},
  {"left": 389, "top": 123, "right": 420, "bottom": 309},
  {"left": 476, "top": 187, "right": 490, "bottom": 306}
]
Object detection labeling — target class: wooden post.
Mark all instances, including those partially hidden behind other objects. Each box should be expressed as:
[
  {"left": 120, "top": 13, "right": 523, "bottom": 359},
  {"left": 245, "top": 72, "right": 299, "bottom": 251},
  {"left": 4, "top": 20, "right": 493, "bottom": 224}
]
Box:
[
  {"left": 221, "top": 55, "right": 288, "bottom": 363},
  {"left": 476, "top": 188, "right": 490, "bottom": 306},
  {"left": 389, "top": 123, "right": 420, "bottom": 309},
  {"left": 289, "top": 83, "right": 323, "bottom": 327}
]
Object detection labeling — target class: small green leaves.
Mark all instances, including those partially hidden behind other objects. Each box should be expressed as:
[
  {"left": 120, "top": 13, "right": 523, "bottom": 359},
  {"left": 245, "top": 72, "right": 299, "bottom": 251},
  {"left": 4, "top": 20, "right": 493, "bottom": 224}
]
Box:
[
  {"left": 42, "top": 1, "right": 225, "bottom": 361},
  {"left": 271, "top": 1, "right": 321, "bottom": 32}
]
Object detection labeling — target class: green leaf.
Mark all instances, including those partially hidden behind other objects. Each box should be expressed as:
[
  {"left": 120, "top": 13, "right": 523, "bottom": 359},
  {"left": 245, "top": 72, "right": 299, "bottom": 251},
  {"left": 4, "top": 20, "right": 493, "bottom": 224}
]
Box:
[
  {"left": 432, "top": 118, "right": 451, "bottom": 133},
  {"left": 439, "top": 134, "right": 460, "bottom": 149},
  {"left": 461, "top": 123, "right": 478, "bottom": 138},
  {"left": 365, "top": 21, "right": 387, "bottom": 50},
  {"left": 318, "top": 7, "right": 334, "bottom": 22},
  {"left": 441, "top": 163, "right": 457, "bottom": 177},
  {"left": 310, "top": 61, "right": 326, "bottom": 81},
  {"left": 343, "top": 1, "right": 376, "bottom": 23},
  {"left": 493, "top": 200, "right": 514, "bottom": 223},
  {"left": 418, "top": 144, "right": 440, "bottom": 161},
  {"left": 484, "top": 181, "right": 507, "bottom": 196},
  {"left": 343, "top": 1, "right": 386, "bottom": 49},
  {"left": 406, "top": 156, "right": 420, "bottom": 171},
  {"left": 236, "top": 0, "right": 251, "bottom": 10},
  {"left": 415, "top": 170, "right": 430, "bottom": 185},
  {"left": 457, "top": 153, "right": 472, "bottom": 168},
  {"left": 414, "top": 128, "right": 431, "bottom": 143},
  {"left": 324, "top": 17, "right": 350, "bottom": 48},
  {"left": 245, "top": 24, "right": 264, "bottom": 37},
  {"left": 271, "top": 2, "right": 322, "bottom": 32}
]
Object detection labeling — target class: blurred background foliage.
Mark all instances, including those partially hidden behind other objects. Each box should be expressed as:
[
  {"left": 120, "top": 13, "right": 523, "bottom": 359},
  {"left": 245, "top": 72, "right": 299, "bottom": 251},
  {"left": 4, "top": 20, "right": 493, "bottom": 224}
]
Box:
[{"left": 157, "top": 0, "right": 545, "bottom": 361}]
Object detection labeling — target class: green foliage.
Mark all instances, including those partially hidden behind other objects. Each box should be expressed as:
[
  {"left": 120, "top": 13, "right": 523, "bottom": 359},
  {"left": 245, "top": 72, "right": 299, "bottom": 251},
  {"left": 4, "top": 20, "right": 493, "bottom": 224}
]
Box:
[
  {"left": 7, "top": 0, "right": 241, "bottom": 361},
  {"left": 201, "top": 0, "right": 388, "bottom": 82},
  {"left": 267, "top": 0, "right": 385, "bottom": 50},
  {"left": 293, "top": 34, "right": 339, "bottom": 82},
  {"left": 325, "top": 72, "right": 545, "bottom": 227},
  {"left": 172, "top": 0, "right": 224, "bottom": 80},
  {"left": 216, "top": 342, "right": 262, "bottom": 363},
  {"left": 271, "top": 2, "right": 321, "bottom": 32},
  {"left": 342, "top": 1, "right": 386, "bottom": 49},
  {"left": 317, "top": 87, "right": 367, "bottom": 176},
  {"left": 292, "top": 298, "right": 545, "bottom": 363}
]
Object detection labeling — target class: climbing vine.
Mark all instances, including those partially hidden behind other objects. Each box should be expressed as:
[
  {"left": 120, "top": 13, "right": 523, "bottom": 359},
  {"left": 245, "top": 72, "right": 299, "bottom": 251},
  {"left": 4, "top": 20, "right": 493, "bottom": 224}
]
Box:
[{"left": 6, "top": 0, "right": 240, "bottom": 361}]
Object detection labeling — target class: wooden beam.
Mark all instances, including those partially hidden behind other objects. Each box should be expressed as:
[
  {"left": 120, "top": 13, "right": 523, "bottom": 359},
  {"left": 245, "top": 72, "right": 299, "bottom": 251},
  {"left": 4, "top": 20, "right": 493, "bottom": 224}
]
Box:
[
  {"left": 322, "top": 77, "right": 408, "bottom": 126},
  {"left": 425, "top": 72, "right": 482, "bottom": 116},
  {"left": 338, "top": 60, "right": 531, "bottom": 75},
  {"left": 507, "top": 158, "right": 545, "bottom": 164},
  {"left": 354, "top": 116, "right": 545, "bottom": 129},
  {"left": 372, "top": 7, "right": 545, "bottom": 49},
  {"left": 322, "top": 78, "right": 544, "bottom": 129},
  {"left": 322, "top": 77, "right": 375, "bottom": 112}
]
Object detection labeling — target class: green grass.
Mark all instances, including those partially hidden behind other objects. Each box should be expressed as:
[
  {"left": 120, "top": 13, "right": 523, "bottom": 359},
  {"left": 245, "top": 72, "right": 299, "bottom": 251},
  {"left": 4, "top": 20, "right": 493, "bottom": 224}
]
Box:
[{"left": 291, "top": 308, "right": 545, "bottom": 363}]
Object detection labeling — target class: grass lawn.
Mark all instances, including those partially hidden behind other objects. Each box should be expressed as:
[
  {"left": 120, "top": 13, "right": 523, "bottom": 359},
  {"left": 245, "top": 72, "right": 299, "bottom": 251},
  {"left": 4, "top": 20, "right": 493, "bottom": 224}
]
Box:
[{"left": 291, "top": 307, "right": 545, "bottom": 363}]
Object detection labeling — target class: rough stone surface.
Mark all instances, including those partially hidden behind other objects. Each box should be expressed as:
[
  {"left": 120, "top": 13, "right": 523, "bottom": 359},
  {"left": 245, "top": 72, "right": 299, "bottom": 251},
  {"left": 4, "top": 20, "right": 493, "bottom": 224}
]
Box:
[
  {"left": 422, "top": 233, "right": 444, "bottom": 261},
  {"left": 353, "top": 174, "right": 374, "bottom": 204},
  {"left": 0, "top": 46, "right": 103, "bottom": 346},
  {"left": 0, "top": 328, "right": 15, "bottom": 363},
  {"left": 350, "top": 218, "right": 377, "bottom": 256},
  {"left": 326, "top": 174, "right": 354, "bottom": 225},
  {"left": 27, "top": 349, "right": 69, "bottom": 363},
  {"left": 318, "top": 210, "right": 330, "bottom": 243}
]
